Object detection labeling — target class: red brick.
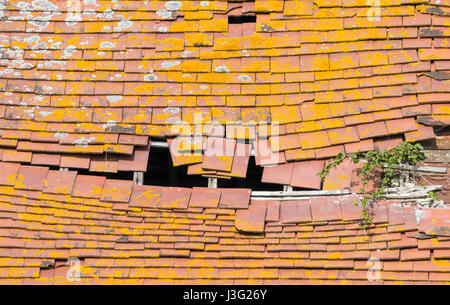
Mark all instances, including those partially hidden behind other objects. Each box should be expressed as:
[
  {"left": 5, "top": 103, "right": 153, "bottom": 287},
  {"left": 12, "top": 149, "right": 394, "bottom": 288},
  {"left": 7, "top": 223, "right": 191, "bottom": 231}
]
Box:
[
  {"left": 279, "top": 269, "right": 338, "bottom": 280},
  {"left": 315, "top": 145, "right": 345, "bottom": 160},
  {"left": 434, "top": 250, "right": 450, "bottom": 260},
  {"left": 374, "top": 137, "right": 403, "bottom": 151},
  {"left": 301, "top": 54, "right": 329, "bottom": 72},
  {"left": 60, "top": 155, "right": 91, "bottom": 169},
  {"left": 264, "top": 201, "right": 280, "bottom": 222},
  {"left": 340, "top": 195, "right": 363, "bottom": 221},
  {"left": 118, "top": 143, "right": 150, "bottom": 172},
  {"left": 350, "top": 161, "right": 381, "bottom": 194},
  {"left": 381, "top": 271, "right": 428, "bottom": 281},
  {"left": 418, "top": 208, "right": 450, "bottom": 237}
]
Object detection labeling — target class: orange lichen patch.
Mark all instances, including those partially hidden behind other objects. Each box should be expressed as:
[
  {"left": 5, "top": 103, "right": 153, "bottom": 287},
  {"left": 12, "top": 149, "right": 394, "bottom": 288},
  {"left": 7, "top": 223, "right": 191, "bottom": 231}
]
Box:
[
  {"left": 299, "top": 131, "right": 330, "bottom": 149},
  {"left": 270, "top": 106, "right": 302, "bottom": 124}
]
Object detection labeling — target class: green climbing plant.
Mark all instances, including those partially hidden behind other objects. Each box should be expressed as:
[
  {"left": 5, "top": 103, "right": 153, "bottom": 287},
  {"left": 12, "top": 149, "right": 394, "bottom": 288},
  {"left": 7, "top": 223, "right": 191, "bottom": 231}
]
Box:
[{"left": 318, "top": 142, "right": 425, "bottom": 229}]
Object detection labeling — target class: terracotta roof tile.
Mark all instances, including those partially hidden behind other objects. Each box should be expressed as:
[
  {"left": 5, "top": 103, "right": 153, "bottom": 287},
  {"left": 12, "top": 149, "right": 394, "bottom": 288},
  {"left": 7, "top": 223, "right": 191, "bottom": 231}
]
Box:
[
  {"left": 280, "top": 200, "right": 312, "bottom": 224},
  {"left": 189, "top": 187, "right": 221, "bottom": 208},
  {"left": 0, "top": 0, "right": 448, "bottom": 284},
  {"left": 158, "top": 187, "right": 191, "bottom": 209},
  {"left": 219, "top": 188, "right": 251, "bottom": 209},
  {"left": 310, "top": 197, "right": 342, "bottom": 222},
  {"left": 42, "top": 170, "right": 77, "bottom": 195},
  {"left": 290, "top": 160, "right": 325, "bottom": 189},
  {"left": 15, "top": 165, "right": 48, "bottom": 191},
  {"left": 0, "top": 162, "right": 20, "bottom": 186},
  {"left": 261, "top": 163, "right": 294, "bottom": 185},
  {"left": 72, "top": 175, "right": 106, "bottom": 199},
  {"left": 235, "top": 204, "right": 267, "bottom": 233},
  {"left": 100, "top": 179, "right": 134, "bottom": 203}
]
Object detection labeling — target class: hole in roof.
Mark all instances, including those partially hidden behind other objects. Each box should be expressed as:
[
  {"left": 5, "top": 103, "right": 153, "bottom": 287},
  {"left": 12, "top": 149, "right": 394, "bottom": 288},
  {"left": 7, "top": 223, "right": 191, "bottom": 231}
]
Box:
[
  {"left": 72, "top": 143, "right": 284, "bottom": 190},
  {"left": 228, "top": 15, "right": 256, "bottom": 24}
]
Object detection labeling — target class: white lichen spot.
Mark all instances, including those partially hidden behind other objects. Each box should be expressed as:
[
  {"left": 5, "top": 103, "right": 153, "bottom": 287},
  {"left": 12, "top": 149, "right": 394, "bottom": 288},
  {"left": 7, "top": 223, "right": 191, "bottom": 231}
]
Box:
[
  {"left": 65, "top": 13, "right": 82, "bottom": 26},
  {"left": 107, "top": 95, "right": 122, "bottom": 103},
  {"left": 158, "top": 27, "right": 168, "bottom": 33},
  {"left": 73, "top": 136, "right": 96, "bottom": 147},
  {"left": 238, "top": 75, "right": 251, "bottom": 82},
  {"left": 16, "top": 2, "right": 30, "bottom": 9},
  {"left": 38, "top": 110, "right": 53, "bottom": 117},
  {"left": 144, "top": 74, "right": 158, "bottom": 81},
  {"left": 31, "top": 0, "right": 58, "bottom": 11},
  {"left": 99, "top": 41, "right": 116, "bottom": 49},
  {"left": 200, "top": 1, "right": 210, "bottom": 7},
  {"left": 164, "top": 107, "right": 180, "bottom": 114},
  {"left": 102, "top": 121, "right": 117, "bottom": 129},
  {"left": 63, "top": 45, "right": 76, "bottom": 58},
  {"left": 156, "top": 10, "right": 172, "bottom": 19},
  {"left": 28, "top": 16, "right": 51, "bottom": 31},
  {"left": 24, "top": 35, "right": 41, "bottom": 45},
  {"left": 215, "top": 65, "right": 230, "bottom": 73},
  {"left": 83, "top": 9, "right": 96, "bottom": 15},
  {"left": 161, "top": 60, "right": 180, "bottom": 69},
  {"left": 165, "top": 1, "right": 182, "bottom": 11},
  {"left": 114, "top": 19, "right": 133, "bottom": 31}
]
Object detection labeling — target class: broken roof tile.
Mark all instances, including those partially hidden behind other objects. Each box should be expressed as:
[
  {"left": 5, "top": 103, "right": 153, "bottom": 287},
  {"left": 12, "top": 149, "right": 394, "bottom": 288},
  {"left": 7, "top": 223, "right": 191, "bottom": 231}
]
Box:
[
  {"left": 419, "top": 208, "right": 450, "bottom": 237},
  {"left": 323, "top": 158, "right": 353, "bottom": 191},
  {"left": 261, "top": 163, "right": 294, "bottom": 185},
  {"left": 290, "top": 160, "right": 325, "bottom": 190}
]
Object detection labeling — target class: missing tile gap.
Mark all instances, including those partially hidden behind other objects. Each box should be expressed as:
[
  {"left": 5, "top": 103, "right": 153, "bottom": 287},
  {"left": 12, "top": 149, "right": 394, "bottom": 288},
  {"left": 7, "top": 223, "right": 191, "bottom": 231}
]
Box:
[{"left": 228, "top": 15, "right": 256, "bottom": 24}]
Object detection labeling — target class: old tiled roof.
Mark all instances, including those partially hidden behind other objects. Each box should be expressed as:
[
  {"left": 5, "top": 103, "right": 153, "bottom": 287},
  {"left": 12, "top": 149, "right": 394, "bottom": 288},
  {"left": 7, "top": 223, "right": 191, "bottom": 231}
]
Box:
[
  {"left": 0, "top": 0, "right": 448, "bottom": 182},
  {"left": 0, "top": 0, "right": 450, "bottom": 285},
  {"left": 0, "top": 161, "right": 448, "bottom": 284}
]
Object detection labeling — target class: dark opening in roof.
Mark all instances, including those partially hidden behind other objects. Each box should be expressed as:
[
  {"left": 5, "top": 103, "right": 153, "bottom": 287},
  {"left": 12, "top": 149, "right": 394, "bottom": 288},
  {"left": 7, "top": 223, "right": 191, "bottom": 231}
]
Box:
[{"left": 228, "top": 15, "right": 256, "bottom": 24}]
